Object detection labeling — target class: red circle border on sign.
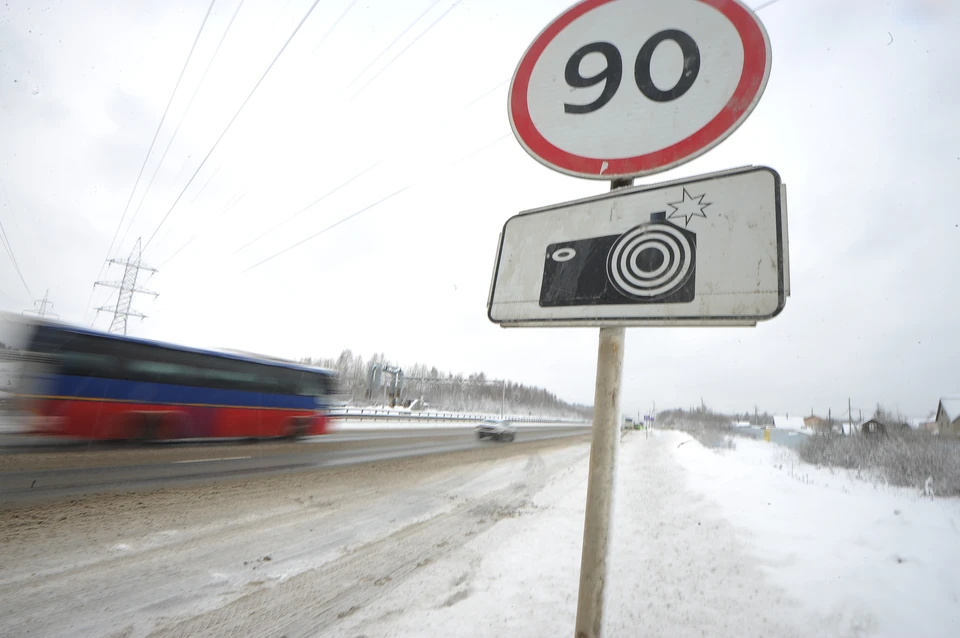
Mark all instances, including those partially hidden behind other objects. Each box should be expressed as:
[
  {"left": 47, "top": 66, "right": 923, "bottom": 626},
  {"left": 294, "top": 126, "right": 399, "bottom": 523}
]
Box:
[{"left": 508, "top": 0, "right": 771, "bottom": 179}]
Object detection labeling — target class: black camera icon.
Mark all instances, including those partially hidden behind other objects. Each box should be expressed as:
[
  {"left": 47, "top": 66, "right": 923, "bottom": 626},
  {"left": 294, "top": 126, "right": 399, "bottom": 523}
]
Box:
[{"left": 539, "top": 212, "right": 696, "bottom": 307}]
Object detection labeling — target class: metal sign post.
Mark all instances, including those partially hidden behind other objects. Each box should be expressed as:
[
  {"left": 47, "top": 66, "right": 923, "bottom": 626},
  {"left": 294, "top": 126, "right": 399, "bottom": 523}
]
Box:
[{"left": 496, "top": 1, "right": 778, "bottom": 636}]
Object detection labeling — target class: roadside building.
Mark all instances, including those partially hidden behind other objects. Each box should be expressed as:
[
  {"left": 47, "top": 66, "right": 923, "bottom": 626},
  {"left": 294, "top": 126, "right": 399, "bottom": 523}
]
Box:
[{"left": 935, "top": 398, "right": 960, "bottom": 437}]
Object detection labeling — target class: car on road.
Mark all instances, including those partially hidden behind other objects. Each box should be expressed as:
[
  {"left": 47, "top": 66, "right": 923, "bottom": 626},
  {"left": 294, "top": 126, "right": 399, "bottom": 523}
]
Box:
[{"left": 476, "top": 418, "right": 516, "bottom": 442}]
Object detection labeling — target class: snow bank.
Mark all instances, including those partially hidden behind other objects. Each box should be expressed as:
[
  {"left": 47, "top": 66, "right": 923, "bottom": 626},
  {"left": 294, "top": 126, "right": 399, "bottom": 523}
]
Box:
[{"left": 672, "top": 434, "right": 960, "bottom": 637}]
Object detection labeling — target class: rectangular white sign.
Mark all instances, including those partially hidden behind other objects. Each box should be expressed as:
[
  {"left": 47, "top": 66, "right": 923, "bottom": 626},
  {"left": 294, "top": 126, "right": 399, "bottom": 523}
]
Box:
[{"left": 487, "top": 166, "right": 788, "bottom": 327}]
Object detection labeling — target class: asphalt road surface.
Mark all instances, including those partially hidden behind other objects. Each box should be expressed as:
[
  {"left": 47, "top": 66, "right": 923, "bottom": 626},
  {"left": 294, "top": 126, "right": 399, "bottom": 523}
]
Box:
[
  {"left": 0, "top": 433, "right": 591, "bottom": 637},
  {"left": 0, "top": 424, "right": 590, "bottom": 505}
]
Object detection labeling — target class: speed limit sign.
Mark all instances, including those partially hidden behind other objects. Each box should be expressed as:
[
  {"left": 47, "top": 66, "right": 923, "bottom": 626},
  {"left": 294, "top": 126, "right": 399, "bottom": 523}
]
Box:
[{"left": 508, "top": 0, "right": 771, "bottom": 180}]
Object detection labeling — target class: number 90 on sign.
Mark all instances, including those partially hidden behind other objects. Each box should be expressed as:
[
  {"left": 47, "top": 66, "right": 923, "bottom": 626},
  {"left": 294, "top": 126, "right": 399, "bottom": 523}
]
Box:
[
  {"left": 563, "top": 30, "right": 700, "bottom": 114},
  {"left": 508, "top": 0, "right": 771, "bottom": 180}
]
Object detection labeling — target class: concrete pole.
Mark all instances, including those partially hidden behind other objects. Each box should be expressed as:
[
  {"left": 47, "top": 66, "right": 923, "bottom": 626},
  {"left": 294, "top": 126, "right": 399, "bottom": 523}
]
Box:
[{"left": 574, "top": 326, "right": 625, "bottom": 638}]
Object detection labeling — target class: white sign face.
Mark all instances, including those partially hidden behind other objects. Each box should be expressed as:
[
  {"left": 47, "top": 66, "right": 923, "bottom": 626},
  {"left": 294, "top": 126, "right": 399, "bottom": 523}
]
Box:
[
  {"left": 487, "top": 166, "right": 788, "bottom": 327},
  {"left": 508, "top": 0, "right": 772, "bottom": 180}
]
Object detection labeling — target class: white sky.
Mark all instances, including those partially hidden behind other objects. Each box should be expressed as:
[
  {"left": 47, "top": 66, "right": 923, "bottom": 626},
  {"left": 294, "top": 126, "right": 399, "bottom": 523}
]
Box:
[{"left": 1, "top": 0, "right": 957, "bottom": 419}]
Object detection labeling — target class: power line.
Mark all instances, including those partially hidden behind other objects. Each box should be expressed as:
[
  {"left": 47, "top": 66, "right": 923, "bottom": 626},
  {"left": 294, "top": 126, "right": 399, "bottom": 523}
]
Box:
[
  {"left": 310, "top": 0, "right": 360, "bottom": 55},
  {"left": 104, "top": 0, "right": 218, "bottom": 262},
  {"left": 350, "top": 0, "right": 465, "bottom": 100},
  {"left": 0, "top": 173, "right": 31, "bottom": 300},
  {"left": 241, "top": 128, "right": 508, "bottom": 273},
  {"left": 118, "top": 0, "right": 246, "bottom": 254},
  {"left": 346, "top": 0, "right": 443, "bottom": 88},
  {"left": 455, "top": 77, "right": 508, "bottom": 115},
  {"left": 271, "top": 0, "right": 293, "bottom": 28},
  {"left": 159, "top": 10, "right": 510, "bottom": 273},
  {"left": 243, "top": 185, "right": 412, "bottom": 272},
  {"left": 752, "top": 0, "right": 786, "bottom": 11},
  {"left": 189, "top": 164, "right": 223, "bottom": 205},
  {"left": 142, "top": 0, "right": 326, "bottom": 253},
  {"left": 232, "top": 162, "right": 379, "bottom": 254},
  {"left": 0, "top": 212, "right": 32, "bottom": 301},
  {"left": 159, "top": 235, "right": 196, "bottom": 270},
  {"left": 0, "top": 175, "right": 24, "bottom": 242},
  {"left": 152, "top": 190, "right": 247, "bottom": 258}
]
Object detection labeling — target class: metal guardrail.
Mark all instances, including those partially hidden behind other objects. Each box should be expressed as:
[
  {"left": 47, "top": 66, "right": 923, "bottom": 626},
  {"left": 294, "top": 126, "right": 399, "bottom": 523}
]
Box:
[{"left": 328, "top": 407, "right": 588, "bottom": 426}]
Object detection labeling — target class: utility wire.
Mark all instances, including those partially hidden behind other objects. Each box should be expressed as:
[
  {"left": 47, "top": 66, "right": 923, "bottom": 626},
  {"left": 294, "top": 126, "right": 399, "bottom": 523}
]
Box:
[
  {"left": 242, "top": 186, "right": 413, "bottom": 272},
  {"left": 271, "top": 0, "right": 293, "bottom": 28},
  {"left": 455, "top": 77, "right": 508, "bottom": 115},
  {"left": 241, "top": 129, "right": 508, "bottom": 273},
  {"left": 0, "top": 216, "right": 32, "bottom": 300},
  {"left": 159, "top": 236, "right": 196, "bottom": 269},
  {"left": 159, "top": 4, "right": 500, "bottom": 273},
  {"left": 189, "top": 165, "right": 223, "bottom": 205},
  {"left": 232, "top": 162, "right": 379, "bottom": 254},
  {"left": 118, "top": 0, "right": 246, "bottom": 254},
  {"left": 152, "top": 190, "right": 247, "bottom": 259},
  {"left": 752, "top": 0, "right": 786, "bottom": 11},
  {"left": 216, "top": 79, "right": 508, "bottom": 271},
  {"left": 155, "top": 0, "right": 358, "bottom": 268},
  {"left": 310, "top": 0, "right": 360, "bottom": 55},
  {"left": 143, "top": 0, "right": 325, "bottom": 253},
  {"left": 0, "top": 174, "right": 32, "bottom": 300},
  {"left": 346, "top": 0, "right": 443, "bottom": 89},
  {"left": 351, "top": 0, "right": 465, "bottom": 100},
  {"left": 0, "top": 175, "right": 24, "bottom": 241},
  {"left": 104, "top": 0, "right": 217, "bottom": 262}
]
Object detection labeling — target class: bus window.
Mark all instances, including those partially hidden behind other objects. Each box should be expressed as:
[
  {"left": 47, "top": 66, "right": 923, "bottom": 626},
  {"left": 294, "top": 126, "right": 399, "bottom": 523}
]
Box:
[
  {"left": 125, "top": 359, "right": 202, "bottom": 386},
  {"left": 60, "top": 350, "right": 120, "bottom": 378}
]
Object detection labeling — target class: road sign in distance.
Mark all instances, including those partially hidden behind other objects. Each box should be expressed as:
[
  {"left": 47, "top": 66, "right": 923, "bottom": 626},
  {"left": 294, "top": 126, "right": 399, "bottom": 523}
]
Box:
[
  {"left": 508, "top": 0, "right": 772, "bottom": 180},
  {"left": 487, "top": 166, "right": 788, "bottom": 327}
]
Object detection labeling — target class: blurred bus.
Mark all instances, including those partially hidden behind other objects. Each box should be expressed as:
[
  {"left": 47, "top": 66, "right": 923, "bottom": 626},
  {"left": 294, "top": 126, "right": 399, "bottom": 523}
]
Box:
[{"left": 7, "top": 318, "right": 336, "bottom": 441}]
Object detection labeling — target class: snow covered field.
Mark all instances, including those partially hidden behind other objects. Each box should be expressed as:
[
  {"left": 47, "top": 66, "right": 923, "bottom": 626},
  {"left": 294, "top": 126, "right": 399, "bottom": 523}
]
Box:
[{"left": 330, "top": 430, "right": 960, "bottom": 637}]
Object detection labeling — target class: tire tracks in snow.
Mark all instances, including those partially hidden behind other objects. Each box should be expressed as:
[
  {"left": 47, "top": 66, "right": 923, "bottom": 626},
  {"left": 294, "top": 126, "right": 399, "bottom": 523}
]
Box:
[{"left": 149, "top": 450, "right": 561, "bottom": 638}]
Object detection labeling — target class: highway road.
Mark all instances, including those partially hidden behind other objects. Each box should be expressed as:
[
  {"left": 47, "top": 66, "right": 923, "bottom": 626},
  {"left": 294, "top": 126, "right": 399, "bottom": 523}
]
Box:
[{"left": 0, "top": 423, "right": 590, "bottom": 504}]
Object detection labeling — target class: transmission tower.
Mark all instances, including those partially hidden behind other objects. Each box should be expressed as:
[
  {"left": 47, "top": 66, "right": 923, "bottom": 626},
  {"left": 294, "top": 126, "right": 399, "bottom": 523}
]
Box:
[
  {"left": 95, "top": 238, "right": 158, "bottom": 334},
  {"left": 22, "top": 289, "right": 59, "bottom": 319}
]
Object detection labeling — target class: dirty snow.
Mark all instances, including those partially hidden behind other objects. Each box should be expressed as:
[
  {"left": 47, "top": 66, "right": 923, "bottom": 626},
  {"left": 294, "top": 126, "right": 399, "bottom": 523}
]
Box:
[{"left": 332, "top": 430, "right": 960, "bottom": 637}]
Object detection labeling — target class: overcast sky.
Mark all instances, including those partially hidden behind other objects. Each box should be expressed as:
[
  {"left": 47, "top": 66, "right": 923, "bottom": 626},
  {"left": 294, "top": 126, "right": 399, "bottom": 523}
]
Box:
[{"left": 1, "top": 0, "right": 957, "bottom": 420}]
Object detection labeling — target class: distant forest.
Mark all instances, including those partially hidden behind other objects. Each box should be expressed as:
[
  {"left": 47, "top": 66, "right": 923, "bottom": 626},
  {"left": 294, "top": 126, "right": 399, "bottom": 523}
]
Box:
[{"left": 299, "top": 350, "right": 593, "bottom": 420}]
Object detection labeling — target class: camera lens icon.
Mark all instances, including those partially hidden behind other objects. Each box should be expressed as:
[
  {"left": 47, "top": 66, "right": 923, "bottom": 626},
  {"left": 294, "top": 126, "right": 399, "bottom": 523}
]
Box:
[
  {"left": 538, "top": 212, "right": 696, "bottom": 308},
  {"left": 606, "top": 220, "right": 696, "bottom": 300}
]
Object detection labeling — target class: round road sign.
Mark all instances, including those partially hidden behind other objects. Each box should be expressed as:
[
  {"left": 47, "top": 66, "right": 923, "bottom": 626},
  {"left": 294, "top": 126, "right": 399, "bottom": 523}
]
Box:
[{"left": 508, "top": 0, "right": 771, "bottom": 180}]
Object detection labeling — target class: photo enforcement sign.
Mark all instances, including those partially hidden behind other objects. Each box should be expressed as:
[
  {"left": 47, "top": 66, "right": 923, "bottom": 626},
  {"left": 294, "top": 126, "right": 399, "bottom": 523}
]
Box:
[{"left": 487, "top": 166, "right": 789, "bottom": 327}]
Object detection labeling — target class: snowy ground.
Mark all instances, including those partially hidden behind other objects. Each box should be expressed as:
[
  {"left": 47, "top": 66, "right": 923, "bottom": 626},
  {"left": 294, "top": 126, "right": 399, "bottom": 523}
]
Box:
[
  {"left": 2, "top": 430, "right": 958, "bottom": 637},
  {"left": 327, "top": 430, "right": 960, "bottom": 637}
]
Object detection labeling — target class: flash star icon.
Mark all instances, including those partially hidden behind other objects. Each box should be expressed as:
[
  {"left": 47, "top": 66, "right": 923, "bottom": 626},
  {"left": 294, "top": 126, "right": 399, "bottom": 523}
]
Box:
[{"left": 667, "top": 189, "right": 711, "bottom": 227}]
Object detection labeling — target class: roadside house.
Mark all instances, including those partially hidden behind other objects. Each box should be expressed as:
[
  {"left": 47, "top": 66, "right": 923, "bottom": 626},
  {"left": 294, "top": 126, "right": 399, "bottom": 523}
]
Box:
[
  {"left": 773, "top": 415, "right": 806, "bottom": 431},
  {"left": 935, "top": 398, "right": 960, "bottom": 437},
  {"left": 860, "top": 418, "right": 886, "bottom": 435}
]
